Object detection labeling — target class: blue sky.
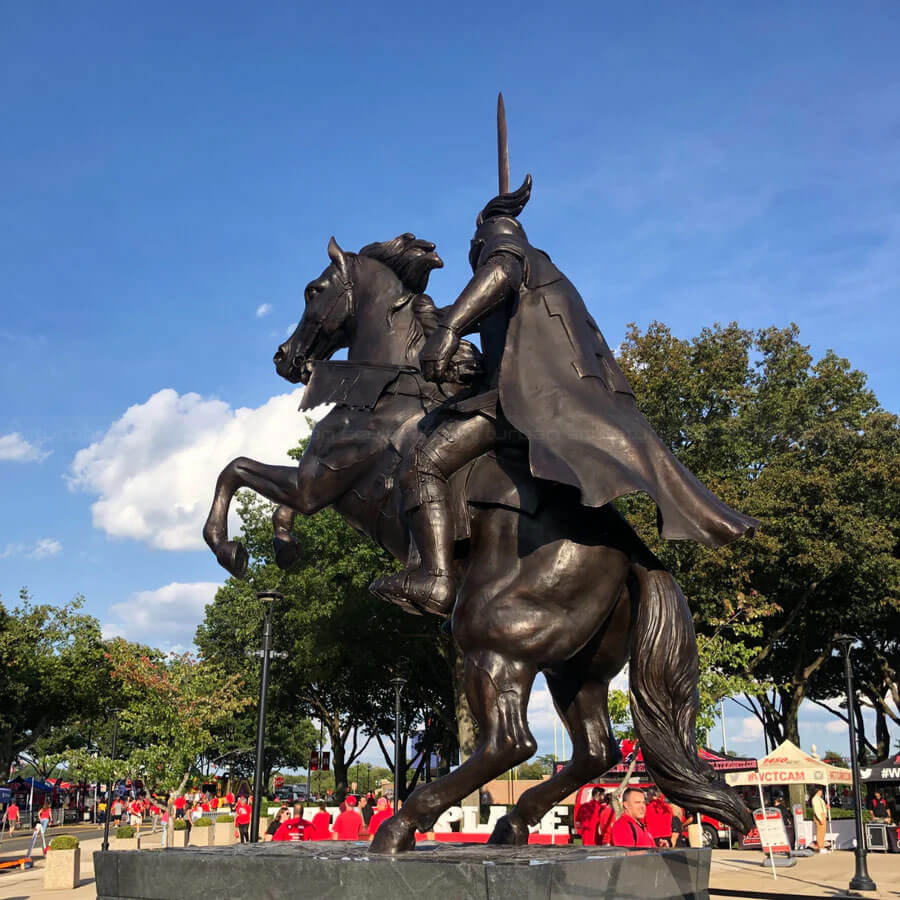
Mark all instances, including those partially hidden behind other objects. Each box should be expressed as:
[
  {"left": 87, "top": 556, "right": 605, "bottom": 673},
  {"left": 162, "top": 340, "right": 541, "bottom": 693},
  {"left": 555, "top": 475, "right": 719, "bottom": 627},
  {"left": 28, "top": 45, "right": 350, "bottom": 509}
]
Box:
[{"left": 2, "top": 1, "right": 898, "bottom": 764}]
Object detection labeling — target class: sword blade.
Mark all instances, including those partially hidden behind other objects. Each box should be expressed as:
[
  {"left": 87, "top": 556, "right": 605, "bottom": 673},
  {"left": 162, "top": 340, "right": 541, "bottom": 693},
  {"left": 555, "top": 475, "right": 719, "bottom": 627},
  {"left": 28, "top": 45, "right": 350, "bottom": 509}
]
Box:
[{"left": 497, "top": 92, "right": 510, "bottom": 195}]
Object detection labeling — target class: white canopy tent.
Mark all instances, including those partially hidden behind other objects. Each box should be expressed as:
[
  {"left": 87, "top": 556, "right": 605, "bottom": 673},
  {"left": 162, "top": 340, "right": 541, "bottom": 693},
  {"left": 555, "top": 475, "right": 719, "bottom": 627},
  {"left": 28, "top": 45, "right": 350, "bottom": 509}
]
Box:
[{"left": 725, "top": 739, "right": 852, "bottom": 869}]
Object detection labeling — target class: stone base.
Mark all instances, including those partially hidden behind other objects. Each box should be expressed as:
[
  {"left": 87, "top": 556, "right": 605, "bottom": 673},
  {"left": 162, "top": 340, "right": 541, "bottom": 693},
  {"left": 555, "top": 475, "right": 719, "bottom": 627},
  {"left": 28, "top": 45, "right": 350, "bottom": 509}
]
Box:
[{"left": 95, "top": 842, "right": 710, "bottom": 900}]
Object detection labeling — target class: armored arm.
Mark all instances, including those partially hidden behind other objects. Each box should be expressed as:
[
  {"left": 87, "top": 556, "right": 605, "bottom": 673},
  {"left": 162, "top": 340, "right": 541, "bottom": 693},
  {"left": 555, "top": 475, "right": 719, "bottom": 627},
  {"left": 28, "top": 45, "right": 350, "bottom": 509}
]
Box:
[
  {"left": 420, "top": 253, "right": 524, "bottom": 382},
  {"left": 441, "top": 252, "right": 524, "bottom": 336}
]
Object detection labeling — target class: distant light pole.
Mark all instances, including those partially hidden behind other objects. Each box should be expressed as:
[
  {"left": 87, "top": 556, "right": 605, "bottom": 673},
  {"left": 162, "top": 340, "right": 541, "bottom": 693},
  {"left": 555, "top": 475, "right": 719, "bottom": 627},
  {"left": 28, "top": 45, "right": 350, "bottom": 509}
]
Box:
[
  {"left": 835, "top": 635, "right": 876, "bottom": 893},
  {"left": 100, "top": 709, "right": 121, "bottom": 852},
  {"left": 390, "top": 676, "right": 407, "bottom": 806},
  {"left": 249, "top": 591, "right": 285, "bottom": 843}
]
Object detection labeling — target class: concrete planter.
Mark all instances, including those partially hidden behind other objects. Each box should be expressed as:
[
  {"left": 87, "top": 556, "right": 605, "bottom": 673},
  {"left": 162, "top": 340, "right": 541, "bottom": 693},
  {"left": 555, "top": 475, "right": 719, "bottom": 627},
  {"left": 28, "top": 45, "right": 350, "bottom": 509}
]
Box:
[
  {"left": 44, "top": 847, "right": 80, "bottom": 890},
  {"left": 258, "top": 817, "right": 269, "bottom": 836},
  {"left": 172, "top": 828, "right": 189, "bottom": 847},
  {"left": 214, "top": 822, "right": 237, "bottom": 846},
  {"left": 115, "top": 836, "right": 139, "bottom": 852},
  {"left": 190, "top": 825, "right": 212, "bottom": 847}
]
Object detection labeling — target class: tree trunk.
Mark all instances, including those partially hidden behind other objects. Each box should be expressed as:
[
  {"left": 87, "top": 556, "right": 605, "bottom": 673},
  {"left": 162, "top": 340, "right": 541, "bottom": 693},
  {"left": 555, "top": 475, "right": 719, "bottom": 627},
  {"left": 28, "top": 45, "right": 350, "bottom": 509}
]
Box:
[
  {"left": 328, "top": 724, "right": 349, "bottom": 802},
  {"left": 853, "top": 696, "right": 869, "bottom": 764},
  {"left": 779, "top": 687, "right": 806, "bottom": 809}
]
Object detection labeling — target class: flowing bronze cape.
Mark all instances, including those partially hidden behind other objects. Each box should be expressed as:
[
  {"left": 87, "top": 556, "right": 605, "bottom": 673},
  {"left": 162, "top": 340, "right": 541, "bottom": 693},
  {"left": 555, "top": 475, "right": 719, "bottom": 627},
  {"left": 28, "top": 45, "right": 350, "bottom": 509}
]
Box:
[{"left": 473, "top": 218, "right": 758, "bottom": 547}]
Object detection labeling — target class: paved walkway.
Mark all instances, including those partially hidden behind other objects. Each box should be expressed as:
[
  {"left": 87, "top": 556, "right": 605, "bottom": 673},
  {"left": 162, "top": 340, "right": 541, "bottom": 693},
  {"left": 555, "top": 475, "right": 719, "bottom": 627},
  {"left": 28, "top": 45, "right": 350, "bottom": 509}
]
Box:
[
  {"left": 1, "top": 840, "right": 896, "bottom": 898},
  {"left": 710, "top": 849, "right": 899, "bottom": 899}
]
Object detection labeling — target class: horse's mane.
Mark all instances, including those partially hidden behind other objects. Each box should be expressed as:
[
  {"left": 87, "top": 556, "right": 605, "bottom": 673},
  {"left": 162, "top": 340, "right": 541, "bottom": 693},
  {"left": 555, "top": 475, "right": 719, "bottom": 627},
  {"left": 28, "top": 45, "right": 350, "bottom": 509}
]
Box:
[{"left": 358, "top": 234, "right": 444, "bottom": 360}]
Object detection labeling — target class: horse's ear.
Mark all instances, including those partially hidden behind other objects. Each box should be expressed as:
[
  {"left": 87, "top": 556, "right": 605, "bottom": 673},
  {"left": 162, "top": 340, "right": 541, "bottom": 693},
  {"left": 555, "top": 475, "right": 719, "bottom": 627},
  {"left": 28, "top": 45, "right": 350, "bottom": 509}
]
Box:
[{"left": 328, "top": 236, "right": 350, "bottom": 280}]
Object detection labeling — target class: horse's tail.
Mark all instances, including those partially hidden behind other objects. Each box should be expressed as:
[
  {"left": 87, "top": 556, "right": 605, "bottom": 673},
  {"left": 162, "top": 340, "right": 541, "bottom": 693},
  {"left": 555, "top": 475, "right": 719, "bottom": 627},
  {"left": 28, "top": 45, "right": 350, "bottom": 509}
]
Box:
[{"left": 629, "top": 564, "right": 754, "bottom": 834}]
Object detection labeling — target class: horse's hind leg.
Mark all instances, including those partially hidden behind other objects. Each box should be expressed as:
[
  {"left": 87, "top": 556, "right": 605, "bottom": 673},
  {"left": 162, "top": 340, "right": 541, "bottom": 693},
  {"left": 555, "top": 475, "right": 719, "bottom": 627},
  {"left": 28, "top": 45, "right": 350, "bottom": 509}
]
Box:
[
  {"left": 489, "top": 587, "right": 632, "bottom": 845},
  {"left": 370, "top": 650, "right": 538, "bottom": 854}
]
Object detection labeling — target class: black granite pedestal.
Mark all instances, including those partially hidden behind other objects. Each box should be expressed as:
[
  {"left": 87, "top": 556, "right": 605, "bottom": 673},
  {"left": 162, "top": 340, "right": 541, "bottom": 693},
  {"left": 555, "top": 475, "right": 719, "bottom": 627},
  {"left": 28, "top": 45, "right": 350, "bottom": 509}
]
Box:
[{"left": 94, "top": 841, "right": 711, "bottom": 900}]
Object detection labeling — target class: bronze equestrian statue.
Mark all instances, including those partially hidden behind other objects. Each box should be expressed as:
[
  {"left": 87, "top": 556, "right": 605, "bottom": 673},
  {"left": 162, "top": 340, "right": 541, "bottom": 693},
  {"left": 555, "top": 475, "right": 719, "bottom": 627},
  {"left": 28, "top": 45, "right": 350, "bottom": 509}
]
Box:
[{"left": 204, "top": 96, "right": 757, "bottom": 853}]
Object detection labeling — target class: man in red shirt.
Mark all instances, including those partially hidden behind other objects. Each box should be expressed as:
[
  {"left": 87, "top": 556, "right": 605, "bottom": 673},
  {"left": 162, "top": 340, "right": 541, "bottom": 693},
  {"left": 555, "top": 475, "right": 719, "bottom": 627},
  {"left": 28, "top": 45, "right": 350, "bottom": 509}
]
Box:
[
  {"left": 4, "top": 801, "right": 20, "bottom": 834},
  {"left": 173, "top": 795, "right": 186, "bottom": 819},
  {"left": 367, "top": 797, "right": 393, "bottom": 837},
  {"left": 575, "top": 788, "right": 603, "bottom": 845},
  {"left": 333, "top": 795, "right": 363, "bottom": 840},
  {"left": 273, "top": 806, "right": 316, "bottom": 842},
  {"left": 611, "top": 788, "right": 655, "bottom": 849},
  {"left": 644, "top": 789, "right": 675, "bottom": 848},
  {"left": 225, "top": 791, "right": 235, "bottom": 807}
]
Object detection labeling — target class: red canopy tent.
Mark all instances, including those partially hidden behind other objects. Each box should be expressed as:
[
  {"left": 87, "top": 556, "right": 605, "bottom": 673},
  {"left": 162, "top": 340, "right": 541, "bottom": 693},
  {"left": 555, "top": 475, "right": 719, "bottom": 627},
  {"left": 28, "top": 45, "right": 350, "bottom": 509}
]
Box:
[{"left": 604, "top": 741, "right": 758, "bottom": 776}]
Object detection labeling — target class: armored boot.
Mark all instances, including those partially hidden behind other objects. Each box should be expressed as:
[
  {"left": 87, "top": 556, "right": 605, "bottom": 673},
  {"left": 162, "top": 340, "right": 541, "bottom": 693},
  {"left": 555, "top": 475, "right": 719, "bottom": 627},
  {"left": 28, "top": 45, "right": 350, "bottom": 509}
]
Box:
[{"left": 370, "top": 477, "right": 458, "bottom": 617}]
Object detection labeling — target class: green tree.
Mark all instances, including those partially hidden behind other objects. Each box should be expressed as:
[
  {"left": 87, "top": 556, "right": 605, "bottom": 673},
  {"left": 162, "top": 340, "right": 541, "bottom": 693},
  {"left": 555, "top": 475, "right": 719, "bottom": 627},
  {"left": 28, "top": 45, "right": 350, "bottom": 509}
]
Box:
[
  {"left": 617, "top": 322, "right": 899, "bottom": 752},
  {"left": 0, "top": 592, "right": 109, "bottom": 778},
  {"left": 106, "top": 639, "right": 251, "bottom": 794}
]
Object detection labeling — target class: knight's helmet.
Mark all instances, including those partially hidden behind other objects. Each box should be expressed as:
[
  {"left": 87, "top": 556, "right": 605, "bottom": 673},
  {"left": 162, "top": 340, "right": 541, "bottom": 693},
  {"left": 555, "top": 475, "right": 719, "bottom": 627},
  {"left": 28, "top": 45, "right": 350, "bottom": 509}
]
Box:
[
  {"left": 468, "top": 174, "right": 533, "bottom": 271},
  {"left": 468, "top": 93, "right": 534, "bottom": 271}
]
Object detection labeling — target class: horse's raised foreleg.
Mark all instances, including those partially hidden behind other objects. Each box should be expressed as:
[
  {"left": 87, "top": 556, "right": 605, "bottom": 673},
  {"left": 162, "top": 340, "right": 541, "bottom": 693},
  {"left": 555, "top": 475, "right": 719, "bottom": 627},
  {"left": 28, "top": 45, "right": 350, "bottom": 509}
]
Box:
[
  {"left": 203, "top": 457, "right": 301, "bottom": 577},
  {"left": 370, "top": 651, "right": 538, "bottom": 854}
]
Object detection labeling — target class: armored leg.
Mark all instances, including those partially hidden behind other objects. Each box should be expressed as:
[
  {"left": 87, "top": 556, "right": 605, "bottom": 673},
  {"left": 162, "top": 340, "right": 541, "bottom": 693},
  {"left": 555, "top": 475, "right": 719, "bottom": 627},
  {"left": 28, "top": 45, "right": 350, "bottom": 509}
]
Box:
[{"left": 372, "top": 413, "right": 497, "bottom": 615}]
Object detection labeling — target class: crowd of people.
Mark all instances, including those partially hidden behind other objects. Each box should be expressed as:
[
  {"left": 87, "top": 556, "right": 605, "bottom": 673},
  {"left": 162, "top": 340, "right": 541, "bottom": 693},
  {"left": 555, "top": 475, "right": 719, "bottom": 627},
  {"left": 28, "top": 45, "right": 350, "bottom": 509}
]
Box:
[{"left": 263, "top": 793, "right": 397, "bottom": 843}]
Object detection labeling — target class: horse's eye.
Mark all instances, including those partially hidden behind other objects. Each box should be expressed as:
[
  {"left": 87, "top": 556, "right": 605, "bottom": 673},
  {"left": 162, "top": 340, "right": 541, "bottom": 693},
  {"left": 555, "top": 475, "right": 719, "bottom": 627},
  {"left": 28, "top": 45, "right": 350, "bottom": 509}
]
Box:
[{"left": 305, "top": 286, "right": 320, "bottom": 301}]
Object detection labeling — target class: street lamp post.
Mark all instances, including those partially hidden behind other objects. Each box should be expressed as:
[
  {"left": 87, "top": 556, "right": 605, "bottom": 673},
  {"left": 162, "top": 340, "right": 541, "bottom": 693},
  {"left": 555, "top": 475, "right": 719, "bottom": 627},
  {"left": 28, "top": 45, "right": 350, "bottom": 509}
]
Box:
[
  {"left": 835, "top": 635, "right": 876, "bottom": 893},
  {"left": 249, "top": 591, "right": 283, "bottom": 843},
  {"left": 100, "top": 709, "right": 121, "bottom": 852},
  {"left": 390, "top": 676, "right": 406, "bottom": 807}
]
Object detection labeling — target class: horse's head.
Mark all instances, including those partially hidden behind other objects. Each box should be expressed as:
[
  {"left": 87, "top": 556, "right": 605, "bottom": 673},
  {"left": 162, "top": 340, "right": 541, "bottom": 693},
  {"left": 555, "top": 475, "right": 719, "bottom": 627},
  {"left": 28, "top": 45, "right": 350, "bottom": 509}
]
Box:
[
  {"left": 275, "top": 237, "right": 357, "bottom": 384},
  {"left": 275, "top": 234, "right": 445, "bottom": 382}
]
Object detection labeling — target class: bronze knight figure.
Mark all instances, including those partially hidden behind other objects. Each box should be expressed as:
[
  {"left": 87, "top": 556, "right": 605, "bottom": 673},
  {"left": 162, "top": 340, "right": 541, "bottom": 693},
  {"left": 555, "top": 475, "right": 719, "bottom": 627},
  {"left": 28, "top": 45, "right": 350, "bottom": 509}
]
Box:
[{"left": 204, "top": 95, "right": 758, "bottom": 853}]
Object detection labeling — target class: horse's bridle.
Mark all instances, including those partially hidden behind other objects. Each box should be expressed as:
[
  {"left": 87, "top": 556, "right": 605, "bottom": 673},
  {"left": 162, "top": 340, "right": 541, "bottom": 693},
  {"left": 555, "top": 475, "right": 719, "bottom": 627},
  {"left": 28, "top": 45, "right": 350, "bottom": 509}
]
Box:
[{"left": 293, "top": 267, "right": 356, "bottom": 370}]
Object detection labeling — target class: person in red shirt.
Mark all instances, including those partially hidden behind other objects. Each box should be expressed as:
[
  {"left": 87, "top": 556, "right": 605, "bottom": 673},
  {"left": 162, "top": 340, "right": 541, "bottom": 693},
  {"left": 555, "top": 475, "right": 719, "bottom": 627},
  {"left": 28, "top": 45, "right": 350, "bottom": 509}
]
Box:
[
  {"left": 4, "top": 801, "right": 20, "bottom": 834},
  {"left": 210, "top": 796, "right": 219, "bottom": 810},
  {"left": 173, "top": 795, "right": 186, "bottom": 819},
  {"left": 575, "top": 788, "right": 603, "bottom": 845},
  {"left": 367, "top": 797, "right": 393, "bottom": 837},
  {"left": 611, "top": 788, "right": 655, "bottom": 849},
  {"left": 273, "top": 808, "right": 316, "bottom": 842},
  {"left": 225, "top": 791, "right": 235, "bottom": 807},
  {"left": 644, "top": 789, "right": 675, "bottom": 848},
  {"left": 311, "top": 802, "right": 332, "bottom": 840},
  {"left": 333, "top": 795, "right": 363, "bottom": 840},
  {"left": 234, "top": 798, "right": 252, "bottom": 843}
]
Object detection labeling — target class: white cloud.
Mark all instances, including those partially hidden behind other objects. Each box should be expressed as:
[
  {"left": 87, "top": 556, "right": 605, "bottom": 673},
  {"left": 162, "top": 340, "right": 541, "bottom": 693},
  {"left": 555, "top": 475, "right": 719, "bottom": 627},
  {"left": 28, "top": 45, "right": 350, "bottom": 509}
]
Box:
[
  {"left": 0, "top": 432, "right": 49, "bottom": 462},
  {"left": 102, "top": 581, "right": 220, "bottom": 651},
  {"left": 825, "top": 720, "right": 847, "bottom": 735},
  {"left": 256, "top": 303, "right": 273, "bottom": 318},
  {"left": 69, "top": 388, "right": 309, "bottom": 550},
  {"left": 0, "top": 538, "right": 62, "bottom": 559},
  {"left": 30, "top": 538, "right": 62, "bottom": 559},
  {"left": 729, "top": 716, "right": 764, "bottom": 744}
]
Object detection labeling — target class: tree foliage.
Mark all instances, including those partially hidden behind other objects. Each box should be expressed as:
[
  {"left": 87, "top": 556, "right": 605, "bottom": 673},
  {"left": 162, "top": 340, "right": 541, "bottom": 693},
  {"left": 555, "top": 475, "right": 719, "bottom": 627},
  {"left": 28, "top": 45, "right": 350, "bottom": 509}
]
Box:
[
  {"left": 0, "top": 592, "right": 109, "bottom": 778},
  {"left": 617, "top": 322, "right": 899, "bottom": 750}
]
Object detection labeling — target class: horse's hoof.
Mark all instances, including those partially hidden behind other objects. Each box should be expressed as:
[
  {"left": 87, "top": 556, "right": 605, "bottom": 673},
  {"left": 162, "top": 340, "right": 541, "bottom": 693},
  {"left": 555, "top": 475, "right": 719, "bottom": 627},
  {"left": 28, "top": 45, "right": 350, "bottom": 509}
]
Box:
[
  {"left": 273, "top": 536, "right": 302, "bottom": 571},
  {"left": 487, "top": 811, "right": 530, "bottom": 846},
  {"left": 216, "top": 540, "right": 249, "bottom": 578},
  {"left": 369, "top": 815, "right": 416, "bottom": 854}
]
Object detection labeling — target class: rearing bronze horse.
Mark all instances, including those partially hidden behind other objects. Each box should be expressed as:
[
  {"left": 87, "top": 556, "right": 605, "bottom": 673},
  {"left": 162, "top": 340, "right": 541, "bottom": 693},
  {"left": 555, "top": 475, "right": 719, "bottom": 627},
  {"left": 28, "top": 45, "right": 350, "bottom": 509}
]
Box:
[{"left": 203, "top": 232, "right": 754, "bottom": 853}]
